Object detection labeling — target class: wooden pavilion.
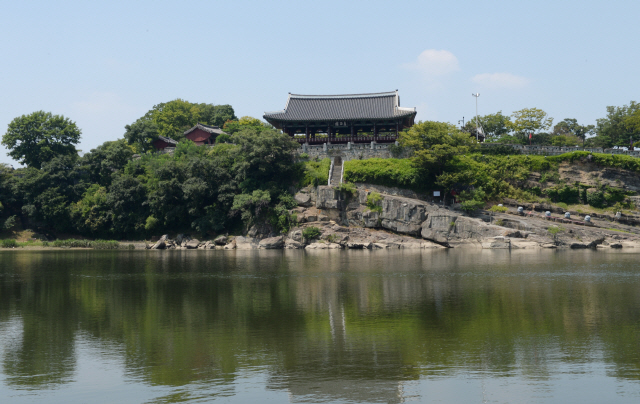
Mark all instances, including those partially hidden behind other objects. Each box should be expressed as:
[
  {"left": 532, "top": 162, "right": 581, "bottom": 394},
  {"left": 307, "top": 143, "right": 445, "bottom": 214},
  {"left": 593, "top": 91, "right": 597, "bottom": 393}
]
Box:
[{"left": 263, "top": 91, "right": 417, "bottom": 144}]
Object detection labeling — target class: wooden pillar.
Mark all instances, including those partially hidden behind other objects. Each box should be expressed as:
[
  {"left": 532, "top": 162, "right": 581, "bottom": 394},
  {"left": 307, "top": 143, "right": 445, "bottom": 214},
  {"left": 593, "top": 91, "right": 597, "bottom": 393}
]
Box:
[
  {"left": 396, "top": 122, "right": 399, "bottom": 137},
  {"left": 374, "top": 123, "right": 378, "bottom": 140},
  {"left": 350, "top": 123, "right": 355, "bottom": 139},
  {"left": 327, "top": 124, "right": 331, "bottom": 144},
  {"left": 305, "top": 125, "right": 309, "bottom": 144}
]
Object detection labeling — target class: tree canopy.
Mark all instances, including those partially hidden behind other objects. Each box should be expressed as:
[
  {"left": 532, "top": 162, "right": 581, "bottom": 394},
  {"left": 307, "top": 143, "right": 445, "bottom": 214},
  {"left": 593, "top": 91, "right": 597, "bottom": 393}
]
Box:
[
  {"left": 2, "top": 111, "right": 81, "bottom": 169},
  {"left": 510, "top": 108, "right": 553, "bottom": 139},
  {"left": 124, "top": 99, "right": 237, "bottom": 152},
  {"left": 400, "top": 121, "right": 477, "bottom": 175}
]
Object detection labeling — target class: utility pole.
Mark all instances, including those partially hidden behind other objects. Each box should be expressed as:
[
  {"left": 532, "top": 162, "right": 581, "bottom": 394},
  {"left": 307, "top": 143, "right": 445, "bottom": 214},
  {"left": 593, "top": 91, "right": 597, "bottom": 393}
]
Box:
[
  {"left": 458, "top": 117, "right": 464, "bottom": 129},
  {"left": 472, "top": 93, "right": 480, "bottom": 141}
]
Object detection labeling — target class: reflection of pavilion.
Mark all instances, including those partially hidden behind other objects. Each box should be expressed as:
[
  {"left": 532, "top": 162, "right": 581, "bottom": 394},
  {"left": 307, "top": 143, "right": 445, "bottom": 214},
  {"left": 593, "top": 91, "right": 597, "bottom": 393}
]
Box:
[{"left": 263, "top": 91, "right": 417, "bottom": 145}]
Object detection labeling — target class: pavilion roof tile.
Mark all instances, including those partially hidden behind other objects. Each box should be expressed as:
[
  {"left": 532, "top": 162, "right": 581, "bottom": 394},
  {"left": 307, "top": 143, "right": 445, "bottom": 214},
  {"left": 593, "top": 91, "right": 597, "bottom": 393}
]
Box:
[
  {"left": 183, "top": 123, "right": 226, "bottom": 136},
  {"left": 263, "top": 91, "right": 416, "bottom": 123}
]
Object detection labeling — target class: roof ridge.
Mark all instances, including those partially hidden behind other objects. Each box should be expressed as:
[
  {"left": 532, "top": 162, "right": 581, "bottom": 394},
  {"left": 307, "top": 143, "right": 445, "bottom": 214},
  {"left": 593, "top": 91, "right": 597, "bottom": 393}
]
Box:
[{"left": 289, "top": 91, "right": 397, "bottom": 99}]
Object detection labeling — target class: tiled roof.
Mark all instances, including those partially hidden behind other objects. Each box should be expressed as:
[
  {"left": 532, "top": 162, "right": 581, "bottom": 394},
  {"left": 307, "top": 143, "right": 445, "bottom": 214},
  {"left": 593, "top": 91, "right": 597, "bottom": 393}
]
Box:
[
  {"left": 183, "top": 123, "right": 226, "bottom": 136},
  {"left": 263, "top": 91, "right": 416, "bottom": 122},
  {"left": 157, "top": 135, "right": 178, "bottom": 145}
]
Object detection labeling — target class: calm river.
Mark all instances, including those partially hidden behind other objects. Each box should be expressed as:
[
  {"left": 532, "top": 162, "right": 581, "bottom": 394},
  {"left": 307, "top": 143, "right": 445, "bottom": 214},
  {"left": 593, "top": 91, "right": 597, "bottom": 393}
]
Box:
[{"left": 1, "top": 249, "right": 640, "bottom": 403}]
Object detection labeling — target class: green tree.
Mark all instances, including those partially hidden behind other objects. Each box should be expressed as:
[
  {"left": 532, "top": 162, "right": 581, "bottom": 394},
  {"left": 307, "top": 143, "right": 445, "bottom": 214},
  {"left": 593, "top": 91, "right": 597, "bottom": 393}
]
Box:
[
  {"left": 199, "top": 104, "right": 236, "bottom": 128},
  {"left": 510, "top": 108, "right": 553, "bottom": 140},
  {"left": 464, "top": 111, "right": 512, "bottom": 141},
  {"left": 124, "top": 100, "right": 237, "bottom": 148},
  {"left": 400, "top": 121, "right": 477, "bottom": 175},
  {"left": 223, "top": 116, "right": 269, "bottom": 135},
  {"left": 123, "top": 118, "right": 159, "bottom": 153},
  {"left": 553, "top": 118, "right": 594, "bottom": 146},
  {"left": 594, "top": 101, "right": 640, "bottom": 148},
  {"left": 80, "top": 140, "right": 134, "bottom": 186},
  {"left": 2, "top": 111, "right": 81, "bottom": 169}
]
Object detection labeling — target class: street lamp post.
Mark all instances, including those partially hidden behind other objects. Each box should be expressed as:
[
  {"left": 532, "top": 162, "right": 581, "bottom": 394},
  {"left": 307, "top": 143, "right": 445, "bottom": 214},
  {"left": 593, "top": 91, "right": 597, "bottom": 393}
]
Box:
[{"left": 472, "top": 93, "right": 480, "bottom": 141}]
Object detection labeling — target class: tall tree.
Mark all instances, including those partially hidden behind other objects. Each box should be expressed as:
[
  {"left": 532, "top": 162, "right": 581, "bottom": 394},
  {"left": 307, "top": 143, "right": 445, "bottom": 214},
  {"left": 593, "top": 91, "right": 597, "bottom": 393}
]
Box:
[
  {"left": 594, "top": 101, "right": 640, "bottom": 148},
  {"left": 400, "top": 121, "right": 477, "bottom": 176},
  {"left": 510, "top": 108, "right": 553, "bottom": 140},
  {"left": 2, "top": 111, "right": 81, "bottom": 169},
  {"left": 553, "top": 118, "right": 594, "bottom": 145},
  {"left": 463, "top": 111, "right": 512, "bottom": 141}
]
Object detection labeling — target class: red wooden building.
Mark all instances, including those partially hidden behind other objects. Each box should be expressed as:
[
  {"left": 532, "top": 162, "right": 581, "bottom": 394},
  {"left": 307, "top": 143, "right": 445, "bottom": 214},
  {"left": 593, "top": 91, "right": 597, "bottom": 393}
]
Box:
[
  {"left": 183, "top": 123, "right": 227, "bottom": 145},
  {"left": 152, "top": 135, "right": 178, "bottom": 151}
]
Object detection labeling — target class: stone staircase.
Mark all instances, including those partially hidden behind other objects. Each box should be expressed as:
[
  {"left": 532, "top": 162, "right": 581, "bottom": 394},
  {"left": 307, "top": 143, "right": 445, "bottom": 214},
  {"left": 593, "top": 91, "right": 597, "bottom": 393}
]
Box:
[{"left": 330, "top": 158, "right": 342, "bottom": 186}]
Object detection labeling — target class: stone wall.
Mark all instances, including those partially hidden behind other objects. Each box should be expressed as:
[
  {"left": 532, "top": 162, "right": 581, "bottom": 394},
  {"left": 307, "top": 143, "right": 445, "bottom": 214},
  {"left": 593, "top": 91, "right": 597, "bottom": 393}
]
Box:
[
  {"left": 297, "top": 142, "right": 407, "bottom": 161},
  {"left": 482, "top": 143, "right": 640, "bottom": 157}
]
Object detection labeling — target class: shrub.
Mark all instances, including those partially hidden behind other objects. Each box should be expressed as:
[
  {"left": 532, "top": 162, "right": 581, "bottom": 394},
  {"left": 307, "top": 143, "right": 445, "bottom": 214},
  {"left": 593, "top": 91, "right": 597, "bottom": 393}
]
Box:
[
  {"left": 587, "top": 190, "right": 605, "bottom": 208},
  {"left": 488, "top": 205, "right": 508, "bottom": 213},
  {"left": 215, "top": 134, "right": 231, "bottom": 144},
  {"left": 1, "top": 239, "right": 18, "bottom": 248},
  {"left": 547, "top": 185, "right": 580, "bottom": 204},
  {"left": 460, "top": 200, "right": 484, "bottom": 212},
  {"left": 3, "top": 215, "right": 17, "bottom": 230},
  {"left": 145, "top": 215, "right": 159, "bottom": 231},
  {"left": 302, "top": 226, "right": 321, "bottom": 241},
  {"left": 344, "top": 158, "right": 423, "bottom": 191},
  {"left": 299, "top": 152, "right": 309, "bottom": 160},
  {"left": 301, "top": 158, "right": 331, "bottom": 187},
  {"left": 51, "top": 239, "right": 120, "bottom": 249},
  {"left": 366, "top": 192, "right": 383, "bottom": 213}
]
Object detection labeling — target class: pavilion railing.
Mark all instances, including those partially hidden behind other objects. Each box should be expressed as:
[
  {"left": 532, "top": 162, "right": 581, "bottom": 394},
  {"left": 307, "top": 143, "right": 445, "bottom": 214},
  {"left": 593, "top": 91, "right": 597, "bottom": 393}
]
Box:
[{"left": 294, "top": 135, "right": 398, "bottom": 145}]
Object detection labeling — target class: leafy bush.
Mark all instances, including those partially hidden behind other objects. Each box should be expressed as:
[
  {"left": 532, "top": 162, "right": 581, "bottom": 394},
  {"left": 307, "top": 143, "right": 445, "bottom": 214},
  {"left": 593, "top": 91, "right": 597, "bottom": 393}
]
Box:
[
  {"left": 299, "top": 152, "right": 309, "bottom": 160},
  {"left": 145, "top": 215, "right": 158, "bottom": 231},
  {"left": 336, "top": 182, "right": 357, "bottom": 197},
  {"left": 488, "top": 205, "right": 508, "bottom": 213},
  {"left": 587, "top": 190, "right": 605, "bottom": 208},
  {"left": 301, "top": 158, "right": 331, "bottom": 187},
  {"left": 1, "top": 239, "right": 18, "bottom": 248},
  {"left": 344, "top": 158, "right": 423, "bottom": 191},
  {"left": 366, "top": 192, "right": 383, "bottom": 213},
  {"left": 302, "top": 226, "right": 321, "bottom": 241},
  {"left": 215, "top": 134, "right": 231, "bottom": 144},
  {"left": 547, "top": 185, "right": 580, "bottom": 204},
  {"left": 460, "top": 200, "right": 485, "bottom": 212},
  {"left": 3, "top": 215, "right": 17, "bottom": 230},
  {"left": 51, "top": 239, "right": 120, "bottom": 249}
]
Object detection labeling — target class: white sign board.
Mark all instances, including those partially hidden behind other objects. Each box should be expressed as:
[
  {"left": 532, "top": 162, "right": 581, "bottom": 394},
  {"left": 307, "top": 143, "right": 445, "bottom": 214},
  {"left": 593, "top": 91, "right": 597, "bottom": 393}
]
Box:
[{"left": 433, "top": 191, "right": 441, "bottom": 197}]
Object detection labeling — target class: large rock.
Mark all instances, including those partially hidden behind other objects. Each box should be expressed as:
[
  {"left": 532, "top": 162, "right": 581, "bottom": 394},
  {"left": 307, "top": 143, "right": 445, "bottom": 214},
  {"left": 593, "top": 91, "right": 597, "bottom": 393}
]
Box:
[
  {"left": 150, "top": 234, "right": 169, "bottom": 250},
  {"left": 235, "top": 236, "right": 260, "bottom": 250},
  {"left": 294, "top": 192, "right": 312, "bottom": 207},
  {"left": 482, "top": 237, "right": 511, "bottom": 249},
  {"left": 259, "top": 236, "right": 285, "bottom": 249},
  {"left": 285, "top": 239, "right": 306, "bottom": 249},
  {"left": 305, "top": 242, "right": 342, "bottom": 249},
  {"left": 186, "top": 239, "right": 200, "bottom": 249},
  {"left": 214, "top": 235, "right": 228, "bottom": 245},
  {"left": 421, "top": 213, "right": 506, "bottom": 246},
  {"left": 316, "top": 186, "right": 344, "bottom": 210},
  {"left": 223, "top": 239, "right": 236, "bottom": 249},
  {"left": 378, "top": 195, "right": 438, "bottom": 235}
]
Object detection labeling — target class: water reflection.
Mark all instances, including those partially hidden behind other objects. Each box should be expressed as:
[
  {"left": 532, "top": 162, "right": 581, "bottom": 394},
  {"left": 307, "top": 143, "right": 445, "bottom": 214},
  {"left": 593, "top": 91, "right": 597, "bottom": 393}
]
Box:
[{"left": 1, "top": 249, "right": 640, "bottom": 402}]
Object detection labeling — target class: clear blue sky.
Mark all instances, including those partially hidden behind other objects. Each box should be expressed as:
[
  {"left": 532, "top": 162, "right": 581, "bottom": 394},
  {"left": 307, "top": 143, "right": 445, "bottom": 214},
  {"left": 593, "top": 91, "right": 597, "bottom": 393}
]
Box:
[{"left": 2, "top": 0, "right": 639, "bottom": 166}]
